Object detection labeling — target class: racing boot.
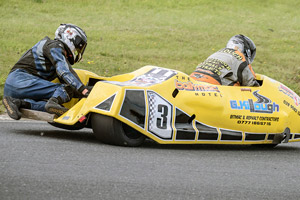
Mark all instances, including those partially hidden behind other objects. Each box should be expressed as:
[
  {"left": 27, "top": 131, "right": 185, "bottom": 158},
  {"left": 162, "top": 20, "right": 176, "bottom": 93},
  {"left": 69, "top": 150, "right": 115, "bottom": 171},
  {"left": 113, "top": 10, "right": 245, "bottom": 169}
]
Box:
[
  {"left": 45, "top": 97, "right": 68, "bottom": 117},
  {"left": 2, "top": 96, "right": 22, "bottom": 120}
]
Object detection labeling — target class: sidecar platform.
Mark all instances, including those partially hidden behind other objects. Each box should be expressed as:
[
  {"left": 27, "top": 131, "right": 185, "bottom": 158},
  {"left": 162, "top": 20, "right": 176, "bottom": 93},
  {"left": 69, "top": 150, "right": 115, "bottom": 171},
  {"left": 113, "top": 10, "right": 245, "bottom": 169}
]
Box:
[{"left": 20, "top": 109, "right": 55, "bottom": 122}]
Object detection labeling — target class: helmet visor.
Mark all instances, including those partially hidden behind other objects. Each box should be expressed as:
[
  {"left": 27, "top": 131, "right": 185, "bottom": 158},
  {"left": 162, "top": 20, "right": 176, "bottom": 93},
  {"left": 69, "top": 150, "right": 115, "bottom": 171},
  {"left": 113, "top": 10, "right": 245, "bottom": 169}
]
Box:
[
  {"left": 239, "top": 35, "right": 256, "bottom": 64},
  {"left": 74, "top": 35, "right": 87, "bottom": 63}
]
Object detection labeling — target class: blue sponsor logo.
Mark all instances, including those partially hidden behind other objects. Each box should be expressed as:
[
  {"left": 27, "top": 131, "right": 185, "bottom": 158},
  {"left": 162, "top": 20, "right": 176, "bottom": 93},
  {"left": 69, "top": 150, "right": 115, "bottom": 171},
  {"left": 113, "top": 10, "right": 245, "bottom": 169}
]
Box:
[{"left": 230, "top": 91, "right": 279, "bottom": 114}]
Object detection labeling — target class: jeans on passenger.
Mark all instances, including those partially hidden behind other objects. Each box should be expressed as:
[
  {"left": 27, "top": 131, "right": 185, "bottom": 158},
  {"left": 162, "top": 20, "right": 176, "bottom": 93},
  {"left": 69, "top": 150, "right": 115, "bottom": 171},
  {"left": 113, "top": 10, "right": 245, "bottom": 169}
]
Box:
[{"left": 4, "top": 69, "right": 69, "bottom": 111}]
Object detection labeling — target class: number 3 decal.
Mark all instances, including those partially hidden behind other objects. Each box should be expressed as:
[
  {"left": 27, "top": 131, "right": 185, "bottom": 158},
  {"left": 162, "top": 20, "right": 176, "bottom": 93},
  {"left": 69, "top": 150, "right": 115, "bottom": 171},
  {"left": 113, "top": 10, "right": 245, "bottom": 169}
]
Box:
[
  {"left": 147, "top": 91, "right": 173, "bottom": 139},
  {"left": 157, "top": 105, "right": 168, "bottom": 129}
]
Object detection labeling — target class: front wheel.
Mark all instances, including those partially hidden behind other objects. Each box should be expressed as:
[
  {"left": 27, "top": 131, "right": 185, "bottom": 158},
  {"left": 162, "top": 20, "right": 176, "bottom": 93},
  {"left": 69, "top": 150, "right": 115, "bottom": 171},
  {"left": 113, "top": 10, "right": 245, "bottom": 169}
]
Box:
[{"left": 91, "top": 113, "right": 146, "bottom": 147}]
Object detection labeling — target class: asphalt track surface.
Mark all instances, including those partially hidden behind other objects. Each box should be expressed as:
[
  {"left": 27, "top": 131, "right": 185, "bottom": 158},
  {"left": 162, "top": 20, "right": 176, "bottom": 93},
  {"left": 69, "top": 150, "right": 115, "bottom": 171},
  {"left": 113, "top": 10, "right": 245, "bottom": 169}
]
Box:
[{"left": 1, "top": 116, "right": 300, "bottom": 200}]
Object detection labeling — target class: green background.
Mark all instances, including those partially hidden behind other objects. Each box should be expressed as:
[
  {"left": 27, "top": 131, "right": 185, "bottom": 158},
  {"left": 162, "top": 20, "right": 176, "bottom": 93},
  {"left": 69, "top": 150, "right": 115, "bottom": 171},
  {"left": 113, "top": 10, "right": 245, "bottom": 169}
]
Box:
[{"left": 1, "top": 0, "right": 299, "bottom": 113}]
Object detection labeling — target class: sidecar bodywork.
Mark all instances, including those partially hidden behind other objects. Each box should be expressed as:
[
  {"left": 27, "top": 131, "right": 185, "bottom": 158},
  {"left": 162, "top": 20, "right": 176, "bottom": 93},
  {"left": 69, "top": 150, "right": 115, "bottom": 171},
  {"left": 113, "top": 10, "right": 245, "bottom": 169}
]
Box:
[{"left": 21, "top": 66, "right": 300, "bottom": 147}]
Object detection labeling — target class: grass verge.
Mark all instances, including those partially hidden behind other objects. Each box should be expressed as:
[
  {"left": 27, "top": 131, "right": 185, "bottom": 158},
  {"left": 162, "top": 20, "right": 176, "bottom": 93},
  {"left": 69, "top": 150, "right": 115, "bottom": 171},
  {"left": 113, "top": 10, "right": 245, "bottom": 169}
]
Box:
[{"left": 1, "top": 0, "right": 299, "bottom": 113}]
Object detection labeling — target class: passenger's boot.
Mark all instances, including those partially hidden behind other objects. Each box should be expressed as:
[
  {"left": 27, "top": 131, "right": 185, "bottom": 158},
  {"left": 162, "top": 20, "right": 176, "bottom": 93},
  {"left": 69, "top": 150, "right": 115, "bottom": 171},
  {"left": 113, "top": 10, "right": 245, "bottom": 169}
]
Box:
[
  {"left": 2, "top": 96, "right": 22, "bottom": 120},
  {"left": 45, "top": 97, "right": 68, "bottom": 117}
]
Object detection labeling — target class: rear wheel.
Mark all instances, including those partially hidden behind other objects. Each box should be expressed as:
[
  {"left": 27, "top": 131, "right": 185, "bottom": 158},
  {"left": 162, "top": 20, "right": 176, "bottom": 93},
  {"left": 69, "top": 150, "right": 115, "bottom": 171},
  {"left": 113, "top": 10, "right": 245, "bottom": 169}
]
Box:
[{"left": 91, "top": 113, "right": 146, "bottom": 147}]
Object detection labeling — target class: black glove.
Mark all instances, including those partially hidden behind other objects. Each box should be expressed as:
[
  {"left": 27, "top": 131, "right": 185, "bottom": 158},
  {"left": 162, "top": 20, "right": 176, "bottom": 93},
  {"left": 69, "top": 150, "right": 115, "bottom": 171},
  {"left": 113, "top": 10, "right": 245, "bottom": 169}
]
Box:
[
  {"left": 72, "top": 85, "right": 93, "bottom": 98},
  {"left": 82, "top": 86, "right": 94, "bottom": 98},
  {"left": 86, "top": 86, "right": 94, "bottom": 93}
]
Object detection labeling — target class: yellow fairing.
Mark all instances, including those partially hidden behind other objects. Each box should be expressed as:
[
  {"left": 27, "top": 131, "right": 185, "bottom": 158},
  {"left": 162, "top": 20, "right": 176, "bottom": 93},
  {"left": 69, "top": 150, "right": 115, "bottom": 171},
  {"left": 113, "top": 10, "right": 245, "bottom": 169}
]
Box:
[{"left": 54, "top": 66, "right": 300, "bottom": 145}]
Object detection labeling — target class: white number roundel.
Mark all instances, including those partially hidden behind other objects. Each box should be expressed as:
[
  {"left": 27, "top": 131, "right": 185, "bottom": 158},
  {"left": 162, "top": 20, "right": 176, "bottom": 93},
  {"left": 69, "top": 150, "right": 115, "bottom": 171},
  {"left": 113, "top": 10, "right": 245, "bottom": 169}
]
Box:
[{"left": 147, "top": 91, "right": 173, "bottom": 139}]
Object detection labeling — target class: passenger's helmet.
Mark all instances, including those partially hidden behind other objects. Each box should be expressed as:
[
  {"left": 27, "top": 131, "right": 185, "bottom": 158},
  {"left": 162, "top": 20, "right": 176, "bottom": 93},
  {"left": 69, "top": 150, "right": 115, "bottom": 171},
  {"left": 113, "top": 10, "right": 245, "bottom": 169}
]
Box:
[
  {"left": 226, "top": 34, "right": 256, "bottom": 64},
  {"left": 55, "top": 23, "right": 87, "bottom": 65}
]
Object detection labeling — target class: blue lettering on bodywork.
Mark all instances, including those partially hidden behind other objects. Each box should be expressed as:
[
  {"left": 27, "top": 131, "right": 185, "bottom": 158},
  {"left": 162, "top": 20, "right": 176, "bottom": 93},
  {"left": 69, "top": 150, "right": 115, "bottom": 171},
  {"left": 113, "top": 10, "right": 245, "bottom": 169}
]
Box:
[
  {"left": 230, "top": 100, "right": 279, "bottom": 113},
  {"left": 230, "top": 91, "right": 279, "bottom": 114}
]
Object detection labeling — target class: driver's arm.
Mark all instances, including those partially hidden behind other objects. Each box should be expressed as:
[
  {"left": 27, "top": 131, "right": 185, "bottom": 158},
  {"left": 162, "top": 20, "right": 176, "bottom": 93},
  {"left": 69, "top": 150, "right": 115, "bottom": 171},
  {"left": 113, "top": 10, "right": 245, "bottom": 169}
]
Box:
[{"left": 49, "top": 47, "right": 87, "bottom": 94}]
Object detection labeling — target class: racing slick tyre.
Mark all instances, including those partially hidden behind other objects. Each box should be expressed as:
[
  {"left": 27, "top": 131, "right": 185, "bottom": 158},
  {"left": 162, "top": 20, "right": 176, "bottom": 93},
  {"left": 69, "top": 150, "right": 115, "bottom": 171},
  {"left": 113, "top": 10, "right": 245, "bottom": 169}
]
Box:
[{"left": 91, "top": 113, "right": 146, "bottom": 147}]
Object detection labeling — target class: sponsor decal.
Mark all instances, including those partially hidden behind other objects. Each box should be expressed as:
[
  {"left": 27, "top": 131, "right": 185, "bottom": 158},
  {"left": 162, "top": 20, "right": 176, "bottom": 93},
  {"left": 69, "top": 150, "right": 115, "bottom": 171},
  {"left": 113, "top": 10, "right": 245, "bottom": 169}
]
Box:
[
  {"left": 106, "top": 67, "right": 177, "bottom": 87},
  {"left": 283, "top": 100, "right": 300, "bottom": 117},
  {"left": 229, "top": 114, "right": 279, "bottom": 126},
  {"left": 230, "top": 90, "right": 279, "bottom": 114},
  {"left": 194, "top": 92, "right": 222, "bottom": 97},
  {"left": 175, "top": 79, "right": 220, "bottom": 93},
  {"left": 279, "top": 84, "right": 300, "bottom": 106},
  {"left": 196, "top": 57, "right": 231, "bottom": 76},
  {"left": 62, "top": 116, "right": 70, "bottom": 120},
  {"left": 240, "top": 88, "right": 252, "bottom": 92},
  {"left": 218, "top": 48, "right": 243, "bottom": 61}
]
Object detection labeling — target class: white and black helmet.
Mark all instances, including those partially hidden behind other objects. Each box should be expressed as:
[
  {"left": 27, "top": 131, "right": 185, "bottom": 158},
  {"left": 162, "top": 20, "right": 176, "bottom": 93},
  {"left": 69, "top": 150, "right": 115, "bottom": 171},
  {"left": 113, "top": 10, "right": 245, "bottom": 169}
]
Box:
[
  {"left": 226, "top": 34, "right": 256, "bottom": 64},
  {"left": 55, "top": 23, "right": 87, "bottom": 65}
]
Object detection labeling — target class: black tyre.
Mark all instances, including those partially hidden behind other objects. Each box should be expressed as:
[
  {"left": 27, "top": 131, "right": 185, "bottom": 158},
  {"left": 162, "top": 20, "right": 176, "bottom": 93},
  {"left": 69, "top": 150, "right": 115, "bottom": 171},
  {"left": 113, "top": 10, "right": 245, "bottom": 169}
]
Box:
[{"left": 91, "top": 113, "right": 146, "bottom": 147}]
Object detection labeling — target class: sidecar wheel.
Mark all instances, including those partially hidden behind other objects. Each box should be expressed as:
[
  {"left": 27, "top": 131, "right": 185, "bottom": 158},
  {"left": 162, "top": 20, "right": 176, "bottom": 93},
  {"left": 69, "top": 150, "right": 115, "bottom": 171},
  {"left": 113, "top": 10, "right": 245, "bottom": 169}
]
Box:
[{"left": 91, "top": 113, "right": 145, "bottom": 147}]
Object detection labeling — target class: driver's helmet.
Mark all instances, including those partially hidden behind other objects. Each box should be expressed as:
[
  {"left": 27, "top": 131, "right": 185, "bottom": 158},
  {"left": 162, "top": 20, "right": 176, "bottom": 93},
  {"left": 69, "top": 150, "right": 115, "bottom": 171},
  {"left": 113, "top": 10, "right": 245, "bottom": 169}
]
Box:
[
  {"left": 55, "top": 23, "right": 87, "bottom": 65},
  {"left": 226, "top": 34, "right": 256, "bottom": 64}
]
